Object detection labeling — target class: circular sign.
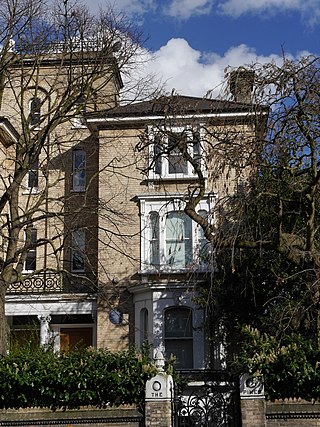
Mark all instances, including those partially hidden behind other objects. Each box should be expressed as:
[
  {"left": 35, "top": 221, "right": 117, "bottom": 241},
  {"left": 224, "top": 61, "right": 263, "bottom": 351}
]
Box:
[
  {"left": 152, "top": 381, "right": 161, "bottom": 392},
  {"left": 109, "top": 309, "right": 123, "bottom": 325}
]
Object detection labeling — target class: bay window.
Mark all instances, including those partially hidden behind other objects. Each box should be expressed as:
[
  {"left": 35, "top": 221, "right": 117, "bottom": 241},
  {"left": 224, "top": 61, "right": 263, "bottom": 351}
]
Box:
[
  {"left": 140, "top": 195, "right": 214, "bottom": 272},
  {"left": 165, "top": 307, "right": 193, "bottom": 369},
  {"left": 150, "top": 211, "right": 160, "bottom": 266},
  {"left": 197, "top": 209, "right": 210, "bottom": 266},
  {"left": 165, "top": 211, "right": 192, "bottom": 268}
]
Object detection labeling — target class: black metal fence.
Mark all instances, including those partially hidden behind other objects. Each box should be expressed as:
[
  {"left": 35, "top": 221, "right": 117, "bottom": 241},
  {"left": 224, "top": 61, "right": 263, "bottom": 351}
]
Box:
[
  {"left": 7, "top": 271, "right": 97, "bottom": 294},
  {"left": 172, "top": 370, "right": 241, "bottom": 427}
]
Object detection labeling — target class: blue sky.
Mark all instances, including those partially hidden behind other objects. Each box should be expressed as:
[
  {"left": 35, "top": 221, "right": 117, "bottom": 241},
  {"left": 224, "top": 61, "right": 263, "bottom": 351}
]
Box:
[{"left": 89, "top": 0, "right": 320, "bottom": 97}]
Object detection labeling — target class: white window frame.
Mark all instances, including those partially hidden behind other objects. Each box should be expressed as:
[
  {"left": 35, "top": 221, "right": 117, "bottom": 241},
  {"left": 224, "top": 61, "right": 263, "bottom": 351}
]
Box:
[
  {"left": 139, "top": 195, "right": 215, "bottom": 273},
  {"left": 164, "top": 306, "right": 194, "bottom": 369},
  {"left": 148, "top": 125, "right": 206, "bottom": 180},
  {"left": 72, "top": 116, "right": 87, "bottom": 129}
]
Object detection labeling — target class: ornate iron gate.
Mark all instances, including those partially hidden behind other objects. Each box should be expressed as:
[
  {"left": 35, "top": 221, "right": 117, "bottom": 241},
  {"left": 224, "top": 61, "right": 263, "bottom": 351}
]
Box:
[{"left": 172, "top": 371, "right": 241, "bottom": 427}]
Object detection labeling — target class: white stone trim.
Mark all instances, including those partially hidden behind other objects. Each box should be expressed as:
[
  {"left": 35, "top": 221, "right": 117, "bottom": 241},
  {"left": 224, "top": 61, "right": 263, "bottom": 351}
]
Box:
[
  {"left": 139, "top": 194, "right": 215, "bottom": 272},
  {"left": 5, "top": 293, "right": 97, "bottom": 316}
]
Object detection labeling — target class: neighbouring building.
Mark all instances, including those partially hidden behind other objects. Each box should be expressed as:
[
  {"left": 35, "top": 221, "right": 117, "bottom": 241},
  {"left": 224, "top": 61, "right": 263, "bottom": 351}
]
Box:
[{"left": 0, "top": 42, "right": 263, "bottom": 368}]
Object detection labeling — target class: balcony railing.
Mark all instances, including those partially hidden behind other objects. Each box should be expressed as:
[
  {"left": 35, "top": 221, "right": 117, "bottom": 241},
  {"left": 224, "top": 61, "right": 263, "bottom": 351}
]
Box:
[
  {"left": 7, "top": 271, "right": 97, "bottom": 295},
  {"left": 7, "top": 272, "right": 63, "bottom": 294}
]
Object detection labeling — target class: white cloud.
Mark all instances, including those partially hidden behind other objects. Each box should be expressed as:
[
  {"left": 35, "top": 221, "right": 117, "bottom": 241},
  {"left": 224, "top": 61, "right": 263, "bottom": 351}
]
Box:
[
  {"left": 219, "top": 0, "right": 320, "bottom": 25},
  {"left": 165, "top": 0, "right": 214, "bottom": 20},
  {"left": 84, "top": 0, "right": 320, "bottom": 24},
  {"left": 141, "top": 38, "right": 285, "bottom": 97},
  {"left": 220, "top": 0, "right": 299, "bottom": 17},
  {"left": 82, "top": 0, "right": 156, "bottom": 17},
  {"left": 111, "top": 0, "right": 156, "bottom": 16}
]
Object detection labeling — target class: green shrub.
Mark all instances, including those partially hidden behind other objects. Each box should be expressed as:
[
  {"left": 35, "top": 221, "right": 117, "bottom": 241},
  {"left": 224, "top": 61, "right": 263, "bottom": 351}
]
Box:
[
  {"left": 0, "top": 346, "right": 157, "bottom": 409},
  {"left": 239, "top": 326, "right": 320, "bottom": 400}
]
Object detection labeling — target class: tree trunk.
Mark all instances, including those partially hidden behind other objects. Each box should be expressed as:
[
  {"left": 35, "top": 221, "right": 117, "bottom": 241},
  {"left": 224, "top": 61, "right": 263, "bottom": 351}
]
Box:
[{"left": 0, "top": 281, "right": 7, "bottom": 356}]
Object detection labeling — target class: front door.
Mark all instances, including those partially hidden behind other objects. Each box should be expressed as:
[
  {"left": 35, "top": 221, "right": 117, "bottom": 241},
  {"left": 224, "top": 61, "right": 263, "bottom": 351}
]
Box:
[{"left": 60, "top": 327, "right": 92, "bottom": 352}]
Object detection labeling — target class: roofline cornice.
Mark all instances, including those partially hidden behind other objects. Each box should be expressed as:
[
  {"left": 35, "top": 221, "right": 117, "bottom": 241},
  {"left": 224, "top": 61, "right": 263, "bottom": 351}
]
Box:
[{"left": 86, "top": 110, "right": 267, "bottom": 127}]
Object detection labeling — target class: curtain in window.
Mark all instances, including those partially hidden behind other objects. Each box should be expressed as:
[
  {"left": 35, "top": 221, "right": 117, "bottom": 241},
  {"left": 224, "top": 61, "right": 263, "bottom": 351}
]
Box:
[
  {"left": 150, "top": 211, "right": 160, "bottom": 266},
  {"left": 165, "top": 211, "right": 192, "bottom": 268},
  {"left": 168, "top": 133, "right": 188, "bottom": 174}
]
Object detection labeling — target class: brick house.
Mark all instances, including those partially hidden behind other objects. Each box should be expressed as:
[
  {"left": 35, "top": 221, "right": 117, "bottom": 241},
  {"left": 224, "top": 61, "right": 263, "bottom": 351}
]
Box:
[
  {"left": 0, "top": 45, "right": 261, "bottom": 367},
  {"left": 86, "top": 91, "right": 260, "bottom": 368},
  {"left": 1, "top": 47, "right": 122, "bottom": 352}
]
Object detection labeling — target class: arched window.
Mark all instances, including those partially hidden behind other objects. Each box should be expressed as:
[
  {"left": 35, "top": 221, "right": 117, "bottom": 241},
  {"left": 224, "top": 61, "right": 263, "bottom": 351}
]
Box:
[
  {"left": 141, "top": 197, "right": 213, "bottom": 272},
  {"left": 197, "top": 210, "right": 210, "bottom": 266},
  {"left": 29, "top": 97, "right": 41, "bottom": 126},
  {"left": 149, "top": 211, "right": 160, "bottom": 266},
  {"left": 140, "top": 308, "right": 149, "bottom": 344},
  {"left": 165, "top": 211, "right": 192, "bottom": 268},
  {"left": 164, "top": 307, "right": 193, "bottom": 369}
]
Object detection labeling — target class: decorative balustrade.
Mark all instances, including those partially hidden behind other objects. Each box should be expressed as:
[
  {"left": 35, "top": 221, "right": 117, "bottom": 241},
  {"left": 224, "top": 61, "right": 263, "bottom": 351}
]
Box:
[{"left": 7, "top": 272, "right": 63, "bottom": 294}]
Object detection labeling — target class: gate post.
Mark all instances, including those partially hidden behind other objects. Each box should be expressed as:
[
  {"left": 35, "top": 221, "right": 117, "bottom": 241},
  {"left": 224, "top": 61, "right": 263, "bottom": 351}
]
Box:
[
  {"left": 145, "top": 351, "right": 173, "bottom": 427},
  {"left": 240, "top": 374, "right": 266, "bottom": 427}
]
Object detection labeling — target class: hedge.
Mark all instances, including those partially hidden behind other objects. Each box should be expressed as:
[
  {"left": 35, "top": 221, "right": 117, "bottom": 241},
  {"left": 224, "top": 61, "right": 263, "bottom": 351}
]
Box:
[{"left": 0, "top": 346, "right": 157, "bottom": 409}]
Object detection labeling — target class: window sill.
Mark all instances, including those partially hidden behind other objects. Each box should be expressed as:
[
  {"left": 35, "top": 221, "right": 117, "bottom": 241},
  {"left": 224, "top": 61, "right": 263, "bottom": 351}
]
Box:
[
  {"left": 23, "top": 189, "right": 39, "bottom": 195},
  {"left": 148, "top": 175, "right": 203, "bottom": 182},
  {"left": 71, "top": 124, "right": 87, "bottom": 130},
  {"left": 139, "top": 265, "right": 213, "bottom": 275},
  {"left": 70, "top": 189, "right": 86, "bottom": 193}
]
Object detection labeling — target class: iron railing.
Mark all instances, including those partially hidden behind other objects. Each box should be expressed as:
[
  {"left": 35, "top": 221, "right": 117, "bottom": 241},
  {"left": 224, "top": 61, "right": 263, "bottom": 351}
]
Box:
[
  {"left": 173, "top": 370, "right": 242, "bottom": 427},
  {"left": 7, "top": 272, "right": 62, "bottom": 294},
  {"left": 7, "top": 272, "right": 96, "bottom": 294}
]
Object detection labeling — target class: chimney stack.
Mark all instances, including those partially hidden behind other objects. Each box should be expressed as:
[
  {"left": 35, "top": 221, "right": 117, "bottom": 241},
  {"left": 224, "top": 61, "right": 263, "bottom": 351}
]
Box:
[{"left": 229, "top": 68, "right": 254, "bottom": 104}]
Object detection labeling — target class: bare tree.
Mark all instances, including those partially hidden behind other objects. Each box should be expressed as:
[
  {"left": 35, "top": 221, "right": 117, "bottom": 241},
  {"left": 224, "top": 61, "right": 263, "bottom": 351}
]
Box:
[
  {"left": 134, "top": 56, "right": 320, "bottom": 372},
  {"left": 0, "top": 0, "right": 153, "bottom": 355}
]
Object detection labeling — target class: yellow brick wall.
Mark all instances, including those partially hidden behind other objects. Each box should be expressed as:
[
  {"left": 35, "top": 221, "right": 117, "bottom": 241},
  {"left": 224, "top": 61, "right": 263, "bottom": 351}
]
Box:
[{"left": 95, "top": 121, "right": 256, "bottom": 349}]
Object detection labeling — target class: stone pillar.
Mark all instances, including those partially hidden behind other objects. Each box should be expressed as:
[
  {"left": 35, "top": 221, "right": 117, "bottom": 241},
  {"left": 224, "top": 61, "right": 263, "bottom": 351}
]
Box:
[
  {"left": 145, "top": 351, "right": 173, "bottom": 427},
  {"left": 37, "top": 315, "right": 51, "bottom": 347},
  {"left": 240, "top": 374, "right": 266, "bottom": 427}
]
